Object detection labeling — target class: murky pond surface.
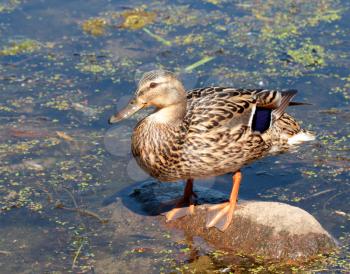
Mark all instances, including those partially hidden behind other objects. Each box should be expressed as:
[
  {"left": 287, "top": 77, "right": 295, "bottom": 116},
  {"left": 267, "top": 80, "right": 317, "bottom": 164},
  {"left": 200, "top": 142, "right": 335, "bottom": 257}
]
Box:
[{"left": 0, "top": 0, "right": 349, "bottom": 273}]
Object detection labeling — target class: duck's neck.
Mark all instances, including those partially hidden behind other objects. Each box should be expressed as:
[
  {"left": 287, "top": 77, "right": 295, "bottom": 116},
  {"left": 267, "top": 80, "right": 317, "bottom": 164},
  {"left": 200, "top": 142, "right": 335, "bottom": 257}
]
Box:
[{"left": 148, "top": 101, "right": 187, "bottom": 125}]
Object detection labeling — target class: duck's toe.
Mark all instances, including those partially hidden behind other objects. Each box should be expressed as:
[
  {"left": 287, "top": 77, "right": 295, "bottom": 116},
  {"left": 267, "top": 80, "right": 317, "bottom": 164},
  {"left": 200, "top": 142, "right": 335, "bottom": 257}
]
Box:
[
  {"left": 205, "top": 201, "right": 236, "bottom": 231},
  {"left": 164, "top": 204, "right": 195, "bottom": 221}
]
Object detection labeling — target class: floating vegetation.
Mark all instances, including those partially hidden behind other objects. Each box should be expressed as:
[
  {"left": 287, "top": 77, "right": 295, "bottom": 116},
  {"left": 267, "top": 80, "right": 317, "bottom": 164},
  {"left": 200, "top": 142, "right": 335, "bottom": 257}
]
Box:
[
  {"left": 307, "top": 7, "right": 343, "bottom": 26},
  {"left": 0, "top": 104, "right": 14, "bottom": 112},
  {"left": 287, "top": 43, "right": 326, "bottom": 67},
  {"left": 82, "top": 18, "right": 107, "bottom": 36},
  {"left": 204, "top": 0, "right": 222, "bottom": 5},
  {"left": 43, "top": 95, "right": 71, "bottom": 110},
  {"left": 174, "top": 33, "right": 205, "bottom": 46},
  {"left": 75, "top": 51, "right": 137, "bottom": 82},
  {"left": 0, "top": 139, "right": 41, "bottom": 155},
  {"left": 119, "top": 9, "right": 156, "bottom": 30},
  {"left": 0, "top": 0, "right": 22, "bottom": 13},
  {"left": 75, "top": 58, "right": 116, "bottom": 78},
  {"left": 259, "top": 13, "right": 299, "bottom": 40},
  {"left": 332, "top": 75, "right": 350, "bottom": 101},
  {"left": 0, "top": 39, "right": 41, "bottom": 56},
  {"left": 253, "top": 1, "right": 343, "bottom": 41},
  {"left": 76, "top": 63, "right": 106, "bottom": 74}
]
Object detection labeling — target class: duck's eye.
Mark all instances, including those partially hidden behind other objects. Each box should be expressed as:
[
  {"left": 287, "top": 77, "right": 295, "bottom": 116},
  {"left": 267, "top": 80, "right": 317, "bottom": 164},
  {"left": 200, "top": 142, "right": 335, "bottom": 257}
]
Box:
[{"left": 149, "top": 82, "right": 157, "bottom": 88}]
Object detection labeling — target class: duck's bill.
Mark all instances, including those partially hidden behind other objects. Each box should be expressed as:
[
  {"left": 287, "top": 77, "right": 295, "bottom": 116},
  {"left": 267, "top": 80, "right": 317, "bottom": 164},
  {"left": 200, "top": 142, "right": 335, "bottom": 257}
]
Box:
[{"left": 108, "top": 99, "right": 143, "bottom": 124}]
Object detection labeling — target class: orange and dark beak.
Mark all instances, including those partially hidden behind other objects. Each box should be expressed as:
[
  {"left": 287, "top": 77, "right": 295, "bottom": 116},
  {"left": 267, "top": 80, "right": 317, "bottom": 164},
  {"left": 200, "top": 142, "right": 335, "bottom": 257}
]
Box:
[{"left": 108, "top": 97, "right": 144, "bottom": 124}]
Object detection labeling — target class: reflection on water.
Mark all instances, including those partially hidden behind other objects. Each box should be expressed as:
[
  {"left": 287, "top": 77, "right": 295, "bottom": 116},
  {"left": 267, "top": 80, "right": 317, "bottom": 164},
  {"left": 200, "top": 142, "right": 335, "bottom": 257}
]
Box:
[{"left": 0, "top": 0, "right": 349, "bottom": 272}]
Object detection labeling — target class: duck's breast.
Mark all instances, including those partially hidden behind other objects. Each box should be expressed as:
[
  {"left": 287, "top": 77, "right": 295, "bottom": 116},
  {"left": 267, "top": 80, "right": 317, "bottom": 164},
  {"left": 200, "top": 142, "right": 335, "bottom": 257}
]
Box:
[{"left": 131, "top": 119, "right": 187, "bottom": 181}]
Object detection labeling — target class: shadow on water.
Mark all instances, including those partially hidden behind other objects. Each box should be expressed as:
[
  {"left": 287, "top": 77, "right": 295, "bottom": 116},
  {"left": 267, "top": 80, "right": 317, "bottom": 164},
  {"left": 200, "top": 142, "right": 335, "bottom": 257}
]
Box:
[{"left": 102, "top": 159, "right": 305, "bottom": 217}]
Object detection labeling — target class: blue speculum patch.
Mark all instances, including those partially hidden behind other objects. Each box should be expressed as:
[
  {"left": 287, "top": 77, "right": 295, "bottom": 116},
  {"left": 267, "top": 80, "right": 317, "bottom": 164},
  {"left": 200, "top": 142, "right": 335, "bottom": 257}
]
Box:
[{"left": 252, "top": 108, "right": 272, "bottom": 133}]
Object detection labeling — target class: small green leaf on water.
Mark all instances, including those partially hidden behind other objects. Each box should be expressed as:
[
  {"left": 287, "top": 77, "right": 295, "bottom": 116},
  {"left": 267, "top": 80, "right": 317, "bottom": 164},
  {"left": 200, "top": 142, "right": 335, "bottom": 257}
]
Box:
[
  {"left": 143, "top": 28, "right": 172, "bottom": 46},
  {"left": 184, "top": 56, "right": 216, "bottom": 72}
]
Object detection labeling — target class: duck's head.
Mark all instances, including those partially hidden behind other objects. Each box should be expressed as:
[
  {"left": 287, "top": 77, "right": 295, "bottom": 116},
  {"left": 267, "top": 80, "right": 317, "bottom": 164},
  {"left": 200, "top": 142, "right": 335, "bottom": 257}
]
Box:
[{"left": 108, "top": 70, "right": 186, "bottom": 124}]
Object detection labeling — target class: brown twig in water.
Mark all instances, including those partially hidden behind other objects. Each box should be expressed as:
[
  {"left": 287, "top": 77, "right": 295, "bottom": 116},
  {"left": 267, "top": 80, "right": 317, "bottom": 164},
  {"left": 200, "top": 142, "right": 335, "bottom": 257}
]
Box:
[
  {"left": 62, "top": 187, "right": 79, "bottom": 208},
  {"left": 304, "top": 188, "right": 336, "bottom": 200},
  {"left": 323, "top": 189, "right": 350, "bottom": 211},
  {"left": 0, "top": 250, "right": 12, "bottom": 256},
  {"left": 58, "top": 187, "right": 108, "bottom": 224},
  {"left": 56, "top": 205, "right": 108, "bottom": 224},
  {"left": 72, "top": 241, "right": 84, "bottom": 268}
]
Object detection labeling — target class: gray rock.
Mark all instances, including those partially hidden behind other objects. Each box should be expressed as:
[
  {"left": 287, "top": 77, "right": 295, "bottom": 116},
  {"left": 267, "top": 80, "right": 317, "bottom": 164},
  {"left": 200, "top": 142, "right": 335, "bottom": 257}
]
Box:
[{"left": 130, "top": 180, "right": 337, "bottom": 262}]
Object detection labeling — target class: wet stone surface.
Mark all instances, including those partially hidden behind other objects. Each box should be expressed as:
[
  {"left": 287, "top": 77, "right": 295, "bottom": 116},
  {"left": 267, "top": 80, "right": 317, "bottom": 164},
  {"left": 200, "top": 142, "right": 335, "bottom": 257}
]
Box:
[{"left": 105, "top": 180, "right": 337, "bottom": 264}]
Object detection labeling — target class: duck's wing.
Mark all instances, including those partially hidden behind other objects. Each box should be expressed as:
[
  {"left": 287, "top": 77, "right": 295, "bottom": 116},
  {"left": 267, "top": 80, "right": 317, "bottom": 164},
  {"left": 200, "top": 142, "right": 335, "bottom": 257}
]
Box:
[{"left": 185, "top": 87, "right": 297, "bottom": 133}]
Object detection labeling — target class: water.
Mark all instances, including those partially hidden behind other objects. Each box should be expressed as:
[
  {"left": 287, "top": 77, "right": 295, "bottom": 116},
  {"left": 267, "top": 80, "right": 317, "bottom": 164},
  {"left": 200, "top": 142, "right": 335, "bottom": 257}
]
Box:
[{"left": 0, "top": 0, "right": 349, "bottom": 272}]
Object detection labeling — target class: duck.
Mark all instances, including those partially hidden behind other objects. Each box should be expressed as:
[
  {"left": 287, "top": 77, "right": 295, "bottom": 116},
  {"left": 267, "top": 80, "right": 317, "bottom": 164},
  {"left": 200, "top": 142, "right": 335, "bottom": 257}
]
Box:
[{"left": 108, "top": 70, "right": 315, "bottom": 231}]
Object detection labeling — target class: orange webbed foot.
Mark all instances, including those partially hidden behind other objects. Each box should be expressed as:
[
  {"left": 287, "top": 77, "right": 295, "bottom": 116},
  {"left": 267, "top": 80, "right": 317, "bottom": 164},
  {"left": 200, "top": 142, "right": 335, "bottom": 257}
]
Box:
[
  {"left": 163, "top": 179, "right": 197, "bottom": 221},
  {"left": 205, "top": 201, "right": 236, "bottom": 231},
  {"left": 164, "top": 197, "right": 196, "bottom": 221},
  {"left": 206, "top": 170, "right": 242, "bottom": 231}
]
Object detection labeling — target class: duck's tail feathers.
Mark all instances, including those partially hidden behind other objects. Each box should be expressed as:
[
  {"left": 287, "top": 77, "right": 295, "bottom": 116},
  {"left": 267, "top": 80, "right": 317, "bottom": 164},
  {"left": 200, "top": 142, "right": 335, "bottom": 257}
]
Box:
[
  {"left": 289, "top": 101, "right": 312, "bottom": 106},
  {"left": 253, "top": 90, "right": 311, "bottom": 134},
  {"left": 272, "top": 90, "right": 297, "bottom": 122},
  {"left": 287, "top": 130, "right": 316, "bottom": 145}
]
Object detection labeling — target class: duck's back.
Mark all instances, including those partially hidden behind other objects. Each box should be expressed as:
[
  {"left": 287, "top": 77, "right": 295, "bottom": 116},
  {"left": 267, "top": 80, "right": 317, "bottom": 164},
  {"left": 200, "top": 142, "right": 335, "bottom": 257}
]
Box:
[{"left": 185, "top": 87, "right": 261, "bottom": 132}]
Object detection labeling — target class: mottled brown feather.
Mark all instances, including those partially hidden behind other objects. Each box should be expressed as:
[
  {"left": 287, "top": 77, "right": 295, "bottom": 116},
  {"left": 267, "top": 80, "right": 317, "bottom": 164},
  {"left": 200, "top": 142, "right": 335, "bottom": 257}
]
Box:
[{"left": 131, "top": 86, "right": 312, "bottom": 182}]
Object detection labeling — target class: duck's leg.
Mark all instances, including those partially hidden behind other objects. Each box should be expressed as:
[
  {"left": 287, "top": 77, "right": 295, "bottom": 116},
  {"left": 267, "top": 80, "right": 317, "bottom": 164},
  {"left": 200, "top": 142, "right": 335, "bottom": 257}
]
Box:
[
  {"left": 206, "top": 170, "right": 242, "bottom": 231},
  {"left": 165, "top": 179, "right": 197, "bottom": 221}
]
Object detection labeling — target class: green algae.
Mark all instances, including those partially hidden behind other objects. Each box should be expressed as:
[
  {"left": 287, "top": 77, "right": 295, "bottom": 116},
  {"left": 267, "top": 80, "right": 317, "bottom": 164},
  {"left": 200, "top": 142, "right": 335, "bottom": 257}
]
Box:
[
  {"left": 254, "top": 1, "right": 343, "bottom": 41},
  {"left": 0, "top": 139, "right": 41, "bottom": 155},
  {"left": 74, "top": 52, "right": 137, "bottom": 81},
  {"left": 204, "top": 0, "right": 222, "bottom": 5},
  {"left": 72, "top": 1, "right": 345, "bottom": 80},
  {"left": 0, "top": 104, "right": 14, "bottom": 112},
  {"left": 259, "top": 13, "right": 300, "bottom": 40},
  {"left": 287, "top": 43, "right": 326, "bottom": 67},
  {"left": 120, "top": 9, "right": 156, "bottom": 30},
  {"left": 173, "top": 248, "right": 343, "bottom": 273},
  {"left": 82, "top": 18, "right": 107, "bottom": 36},
  {"left": 174, "top": 33, "right": 205, "bottom": 46},
  {"left": 0, "top": 39, "right": 41, "bottom": 56},
  {"left": 75, "top": 58, "right": 115, "bottom": 76},
  {"left": 0, "top": 0, "right": 22, "bottom": 13},
  {"left": 307, "top": 7, "right": 343, "bottom": 26},
  {"left": 78, "top": 63, "right": 105, "bottom": 74},
  {"left": 334, "top": 75, "right": 350, "bottom": 100},
  {"left": 44, "top": 96, "right": 71, "bottom": 110}
]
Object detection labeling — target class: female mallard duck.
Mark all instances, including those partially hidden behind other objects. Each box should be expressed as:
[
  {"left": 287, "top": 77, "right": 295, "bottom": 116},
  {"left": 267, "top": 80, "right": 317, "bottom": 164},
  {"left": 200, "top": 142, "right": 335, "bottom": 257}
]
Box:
[{"left": 109, "top": 70, "right": 315, "bottom": 231}]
